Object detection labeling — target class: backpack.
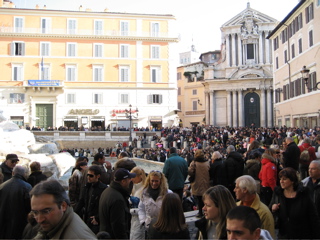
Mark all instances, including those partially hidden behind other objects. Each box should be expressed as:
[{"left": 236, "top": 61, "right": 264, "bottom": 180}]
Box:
[{"left": 300, "top": 147, "right": 311, "bottom": 164}]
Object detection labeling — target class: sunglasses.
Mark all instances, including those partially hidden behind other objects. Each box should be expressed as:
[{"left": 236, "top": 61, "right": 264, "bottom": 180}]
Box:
[
  {"left": 11, "top": 160, "right": 18, "bottom": 164},
  {"left": 87, "top": 174, "right": 95, "bottom": 178}
]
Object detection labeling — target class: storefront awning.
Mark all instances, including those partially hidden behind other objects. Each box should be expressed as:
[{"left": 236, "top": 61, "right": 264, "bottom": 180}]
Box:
[
  {"left": 150, "top": 119, "right": 162, "bottom": 123},
  {"left": 91, "top": 118, "right": 105, "bottom": 121},
  {"left": 64, "top": 117, "right": 78, "bottom": 122}
]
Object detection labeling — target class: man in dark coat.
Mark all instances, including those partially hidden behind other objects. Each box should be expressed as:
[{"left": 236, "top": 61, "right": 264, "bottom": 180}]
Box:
[
  {"left": 99, "top": 168, "right": 136, "bottom": 239},
  {"left": 0, "top": 153, "right": 19, "bottom": 183},
  {"left": 282, "top": 137, "right": 300, "bottom": 171},
  {"left": 225, "top": 145, "right": 244, "bottom": 197},
  {"left": 75, "top": 165, "right": 107, "bottom": 234},
  {"left": 0, "top": 165, "right": 32, "bottom": 239}
]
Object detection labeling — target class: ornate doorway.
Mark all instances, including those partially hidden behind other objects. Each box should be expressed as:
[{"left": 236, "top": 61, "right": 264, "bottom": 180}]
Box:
[{"left": 244, "top": 92, "right": 260, "bottom": 127}]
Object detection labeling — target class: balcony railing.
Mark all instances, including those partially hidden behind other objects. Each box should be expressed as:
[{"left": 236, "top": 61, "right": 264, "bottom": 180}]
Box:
[{"left": 0, "top": 27, "right": 178, "bottom": 39}]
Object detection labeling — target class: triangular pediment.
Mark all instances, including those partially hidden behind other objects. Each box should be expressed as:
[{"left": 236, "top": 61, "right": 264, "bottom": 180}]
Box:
[{"left": 221, "top": 4, "right": 278, "bottom": 28}]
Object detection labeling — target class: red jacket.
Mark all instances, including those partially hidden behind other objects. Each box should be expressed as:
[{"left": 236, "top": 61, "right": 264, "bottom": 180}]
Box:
[
  {"left": 259, "top": 155, "right": 277, "bottom": 190},
  {"left": 298, "top": 143, "right": 316, "bottom": 163}
]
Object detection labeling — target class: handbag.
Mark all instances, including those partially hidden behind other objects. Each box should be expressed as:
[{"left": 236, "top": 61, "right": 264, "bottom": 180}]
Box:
[{"left": 188, "top": 161, "right": 196, "bottom": 183}]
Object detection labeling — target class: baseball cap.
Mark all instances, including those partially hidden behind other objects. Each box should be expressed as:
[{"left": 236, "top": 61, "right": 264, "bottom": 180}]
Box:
[
  {"left": 114, "top": 168, "right": 136, "bottom": 181},
  {"left": 6, "top": 153, "right": 19, "bottom": 162}
]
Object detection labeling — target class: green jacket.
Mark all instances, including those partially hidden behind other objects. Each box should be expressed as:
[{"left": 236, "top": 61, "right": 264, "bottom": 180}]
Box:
[{"left": 163, "top": 153, "right": 188, "bottom": 190}]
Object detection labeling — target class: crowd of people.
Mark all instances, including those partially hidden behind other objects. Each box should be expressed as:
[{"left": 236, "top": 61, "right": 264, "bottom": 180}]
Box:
[{"left": 0, "top": 124, "right": 320, "bottom": 239}]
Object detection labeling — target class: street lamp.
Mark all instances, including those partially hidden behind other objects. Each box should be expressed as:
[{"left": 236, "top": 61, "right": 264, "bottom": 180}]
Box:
[
  {"left": 125, "top": 104, "right": 139, "bottom": 142},
  {"left": 301, "top": 66, "right": 320, "bottom": 91}
]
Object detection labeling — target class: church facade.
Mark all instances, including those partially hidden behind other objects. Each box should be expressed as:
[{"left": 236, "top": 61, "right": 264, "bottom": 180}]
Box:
[{"left": 203, "top": 3, "right": 277, "bottom": 128}]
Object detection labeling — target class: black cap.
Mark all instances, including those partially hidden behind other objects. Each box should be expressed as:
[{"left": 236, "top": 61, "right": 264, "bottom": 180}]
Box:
[
  {"left": 6, "top": 153, "right": 19, "bottom": 162},
  {"left": 114, "top": 168, "right": 136, "bottom": 181}
]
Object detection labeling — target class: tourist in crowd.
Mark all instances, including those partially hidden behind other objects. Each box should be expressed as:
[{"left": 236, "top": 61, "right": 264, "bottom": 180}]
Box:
[
  {"left": 188, "top": 149, "right": 211, "bottom": 218},
  {"left": 130, "top": 167, "right": 147, "bottom": 240},
  {"left": 148, "top": 193, "right": 190, "bottom": 239},
  {"left": 270, "top": 167, "right": 320, "bottom": 239},
  {"left": 0, "top": 153, "right": 19, "bottom": 183},
  {"left": 138, "top": 170, "right": 171, "bottom": 236},
  {"left": 195, "top": 185, "right": 236, "bottom": 239},
  {"left": 68, "top": 160, "right": 88, "bottom": 207},
  {"left": 27, "top": 161, "right": 47, "bottom": 187},
  {"left": 209, "top": 151, "right": 227, "bottom": 187}
]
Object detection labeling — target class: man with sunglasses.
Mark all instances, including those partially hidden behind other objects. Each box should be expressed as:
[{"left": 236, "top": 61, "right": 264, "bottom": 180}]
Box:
[
  {"left": 0, "top": 153, "right": 19, "bottom": 183},
  {"left": 29, "top": 179, "right": 96, "bottom": 239},
  {"left": 75, "top": 165, "right": 107, "bottom": 234}
]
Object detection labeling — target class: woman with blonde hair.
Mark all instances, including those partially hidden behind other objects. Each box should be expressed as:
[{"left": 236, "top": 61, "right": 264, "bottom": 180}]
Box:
[
  {"left": 138, "top": 170, "right": 171, "bottom": 235},
  {"left": 148, "top": 193, "right": 190, "bottom": 239},
  {"left": 196, "top": 185, "right": 236, "bottom": 240},
  {"left": 130, "top": 167, "right": 147, "bottom": 240},
  {"left": 189, "top": 149, "right": 210, "bottom": 218}
]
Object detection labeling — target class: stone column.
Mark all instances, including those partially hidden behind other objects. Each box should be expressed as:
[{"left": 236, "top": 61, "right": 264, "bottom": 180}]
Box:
[
  {"left": 238, "top": 89, "right": 244, "bottom": 127},
  {"left": 226, "top": 34, "right": 231, "bottom": 67},
  {"left": 237, "top": 33, "right": 242, "bottom": 66},
  {"left": 210, "top": 90, "right": 215, "bottom": 126},
  {"left": 227, "top": 90, "right": 232, "bottom": 127},
  {"left": 205, "top": 91, "right": 209, "bottom": 125},
  {"left": 260, "top": 88, "right": 266, "bottom": 127},
  {"left": 267, "top": 88, "right": 273, "bottom": 127},
  {"left": 231, "top": 34, "right": 236, "bottom": 67},
  {"left": 259, "top": 32, "right": 263, "bottom": 64},
  {"left": 266, "top": 32, "right": 270, "bottom": 64},
  {"left": 232, "top": 90, "right": 238, "bottom": 127}
]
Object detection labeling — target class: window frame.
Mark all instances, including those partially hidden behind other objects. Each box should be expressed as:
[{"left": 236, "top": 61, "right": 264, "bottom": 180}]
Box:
[
  {"left": 66, "top": 93, "right": 76, "bottom": 104},
  {"left": 150, "top": 66, "right": 161, "bottom": 83},
  {"left": 93, "top": 43, "right": 103, "bottom": 58},
  {"left": 12, "top": 63, "right": 23, "bottom": 81},
  {"left": 66, "top": 64, "right": 77, "bottom": 82},
  {"left": 93, "top": 93, "right": 103, "bottom": 104},
  {"left": 93, "top": 65, "right": 103, "bottom": 82},
  {"left": 119, "top": 65, "right": 130, "bottom": 82},
  {"left": 66, "top": 43, "right": 77, "bottom": 57},
  {"left": 94, "top": 19, "right": 103, "bottom": 35}
]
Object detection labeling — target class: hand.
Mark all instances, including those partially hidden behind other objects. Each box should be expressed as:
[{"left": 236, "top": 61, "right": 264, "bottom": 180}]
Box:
[
  {"left": 90, "top": 216, "right": 99, "bottom": 225},
  {"left": 272, "top": 203, "right": 280, "bottom": 212}
]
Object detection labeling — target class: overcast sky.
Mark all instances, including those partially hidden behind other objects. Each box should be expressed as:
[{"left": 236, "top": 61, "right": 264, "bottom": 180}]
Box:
[{"left": 13, "top": 0, "right": 299, "bottom": 53}]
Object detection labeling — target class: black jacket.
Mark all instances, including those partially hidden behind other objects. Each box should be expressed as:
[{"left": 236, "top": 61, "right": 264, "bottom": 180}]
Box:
[
  {"left": 209, "top": 158, "right": 227, "bottom": 186},
  {"left": 99, "top": 181, "right": 131, "bottom": 239},
  {"left": 75, "top": 181, "right": 107, "bottom": 232},
  {"left": 269, "top": 185, "right": 320, "bottom": 239},
  {"left": 0, "top": 174, "right": 32, "bottom": 239},
  {"left": 0, "top": 162, "right": 13, "bottom": 182},
  {"left": 27, "top": 171, "right": 47, "bottom": 187},
  {"left": 282, "top": 142, "right": 300, "bottom": 171},
  {"left": 225, "top": 151, "right": 244, "bottom": 187}
]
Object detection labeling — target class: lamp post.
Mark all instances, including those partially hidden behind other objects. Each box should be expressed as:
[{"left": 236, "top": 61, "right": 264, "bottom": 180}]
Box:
[
  {"left": 301, "top": 66, "right": 320, "bottom": 91},
  {"left": 125, "top": 104, "right": 138, "bottom": 143}
]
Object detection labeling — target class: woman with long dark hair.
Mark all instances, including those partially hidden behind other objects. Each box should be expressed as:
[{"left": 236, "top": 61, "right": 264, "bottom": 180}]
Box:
[{"left": 148, "top": 193, "right": 190, "bottom": 239}]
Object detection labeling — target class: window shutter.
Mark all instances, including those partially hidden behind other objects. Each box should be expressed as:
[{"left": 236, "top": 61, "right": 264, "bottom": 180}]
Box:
[
  {"left": 21, "top": 43, "right": 25, "bottom": 56},
  {"left": 159, "top": 94, "right": 163, "bottom": 104},
  {"left": 147, "top": 95, "right": 152, "bottom": 104},
  {"left": 10, "top": 42, "right": 15, "bottom": 56}
]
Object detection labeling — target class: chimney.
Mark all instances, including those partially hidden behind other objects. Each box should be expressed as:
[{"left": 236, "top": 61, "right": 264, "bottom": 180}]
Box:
[
  {"left": 35, "top": 4, "right": 40, "bottom": 9},
  {"left": 43, "top": 5, "right": 46, "bottom": 9},
  {"left": 79, "top": 5, "right": 83, "bottom": 11},
  {"left": 9, "top": 1, "right": 15, "bottom": 8}
]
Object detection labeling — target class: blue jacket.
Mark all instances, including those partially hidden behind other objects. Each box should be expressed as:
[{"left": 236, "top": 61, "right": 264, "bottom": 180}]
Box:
[{"left": 163, "top": 153, "right": 188, "bottom": 190}]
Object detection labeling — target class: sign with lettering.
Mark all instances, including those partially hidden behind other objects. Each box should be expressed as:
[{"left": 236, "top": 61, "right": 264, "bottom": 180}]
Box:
[
  {"left": 68, "top": 109, "right": 100, "bottom": 115},
  {"left": 28, "top": 80, "right": 60, "bottom": 86}
]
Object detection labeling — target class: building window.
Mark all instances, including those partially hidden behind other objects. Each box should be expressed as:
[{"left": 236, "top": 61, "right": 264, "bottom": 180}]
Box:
[
  {"left": 9, "top": 93, "right": 25, "bottom": 104},
  {"left": 14, "top": 17, "right": 23, "bottom": 33},
  {"left": 41, "top": 18, "right": 51, "bottom": 33},
  {"left": 66, "top": 93, "right": 76, "bottom": 104},
  {"left": 305, "top": 2, "right": 314, "bottom": 23},
  {"left": 192, "top": 89, "right": 197, "bottom": 95},
  {"left": 93, "top": 93, "right": 103, "bottom": 104},
  {"left": 148, "top": 94, "right": 162, "bottom": 104},
  {"left": 12, "top": 64, "right": 23, "bottom": 81},
  {"left": 40, "top": 42, "right": 50, "bottom": 56},
  {"left": 120, "top": 44, "right": 129, "bottom": 58},
  {"left": 66, "top": 65, "right": 77, "bottom": 81},
  {"left": 151, "top": 22, "right": 159, "bottom": 37},
  {"left": 273, "top": 37, "right": 279, "bottom": 50},
  {"left": 150, "top": 66, "right": 161, "bottom": 83},
  {"left": 40, "top": 64, "right": 50, "bottom": 80},
  {"left": 291, "top": 44, "right": 295, "bottom": 59},
  {"left": 247, "top": 44, "right": 254, "bottom": 59},
  {"left": 120, "top": 21, "right": 129, "bottom": 36},
  {"left": 93, "top": 43, "right": 103, "bottom": 58},
  {"left": 119, "top": 66, "right": 129, "bottom": 82},
  {"left": 177, "top": 72, "right": 181, "bottom": 80},
  {"left": 94, "top": 20, "right": 103, "bottom": 35},
  {"left": 93, "top": 65, "right": 103, "bottom": 82},
  {"left": 119, "top": 93, "right": 129, "bottom": 104},
  {"left": 309, "top": 30, "right": 313, "bottom": 47},
  {"left": 178, "top": 87, "right": 181, "bottom": 95},
  {"left": 67, "top": 43, "right": 76, "bottom": 57},
  {"left": 298, "top": 38, "right": 302, "bottom": 54},
  {"left": 192, "top": 100, "right": 197, "bottom": 111},
  {"left": 275, "top": 57, "right": 279, "bottom": 69},
  {"left": 151, "top": 45, "right": 160, "bottom": 58},
  {"left": 284, "top": 50, "right": 288, "bottom": 63},
  {"left": 297, "top": 13, "right": 303, "bottom": 30},
  {"left": 281, "top": 29, "right": 287, "bottom": 44},
  {"left": 67, "top": 19, "right": 77, "bottom": 34},
  {"left": 178, "top": 102, "right": 181, "bottom": 110},
  {"left": 10, "top": 42, "right": 25, "bottom": 56}
]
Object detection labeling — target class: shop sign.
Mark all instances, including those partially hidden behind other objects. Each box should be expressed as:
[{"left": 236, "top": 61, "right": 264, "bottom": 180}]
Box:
[{"left": 68, "top": 109, "right": 99, "bottom": 115}]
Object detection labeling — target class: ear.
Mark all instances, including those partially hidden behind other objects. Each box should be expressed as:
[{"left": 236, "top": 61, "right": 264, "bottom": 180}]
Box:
[
  {"left": 61, "top": 201, "right": 68, "bottom": 212},
  {"left": 253, "top": 228, "right": 261, "bottom": 240}
]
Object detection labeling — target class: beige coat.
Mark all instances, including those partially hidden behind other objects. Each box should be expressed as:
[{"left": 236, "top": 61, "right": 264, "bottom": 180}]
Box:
[{"left": 188, "top": 160, "right": 210, "bottom": 196}]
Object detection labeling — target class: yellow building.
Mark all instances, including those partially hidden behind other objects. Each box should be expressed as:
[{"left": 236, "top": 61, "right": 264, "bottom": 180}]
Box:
[
  {"left": 268, "top": 0, "right": 320, "bottom": 128},
  {"left": 0, "top": 1, "right": 179, "bottom": 130}
]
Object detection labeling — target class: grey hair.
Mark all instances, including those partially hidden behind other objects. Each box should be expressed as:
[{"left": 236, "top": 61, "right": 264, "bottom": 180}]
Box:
[
  {"left": 236, "top": 175, "right": 257, "bottom": 194},
  {"left": 13, "top": 165, "right": 27, "bottom": 177},
  {"left": 227, "top": 145, "right": 235, "bottom": 153},
  {"left": 311, "top": 160, "right": 320, "bottom": 169},
  {"left": 285, "top": 137, "right": 293, "bottom": 143}
]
